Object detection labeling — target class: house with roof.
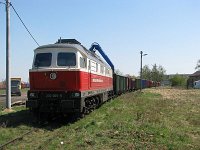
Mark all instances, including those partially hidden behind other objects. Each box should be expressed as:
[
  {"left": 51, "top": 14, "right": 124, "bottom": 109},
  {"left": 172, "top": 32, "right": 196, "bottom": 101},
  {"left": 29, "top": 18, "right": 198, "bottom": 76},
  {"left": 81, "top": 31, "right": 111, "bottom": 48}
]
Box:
[{"left": 187, "top": 71, "right": 200, "bottom": 87}]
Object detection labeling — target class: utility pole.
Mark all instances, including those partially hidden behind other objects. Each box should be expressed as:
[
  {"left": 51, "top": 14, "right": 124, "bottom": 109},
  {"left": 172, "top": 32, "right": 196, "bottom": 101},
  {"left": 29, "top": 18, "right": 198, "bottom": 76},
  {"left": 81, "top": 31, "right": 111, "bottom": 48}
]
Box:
[
  {"left": 140, "top": 51, "right": 147, "bottom": 92},
  {"left": 6, "top": 0, "right": 11, "bottom": 109},
  {"left": 140, "top": 51, "right": 142, "bottom": 92}
]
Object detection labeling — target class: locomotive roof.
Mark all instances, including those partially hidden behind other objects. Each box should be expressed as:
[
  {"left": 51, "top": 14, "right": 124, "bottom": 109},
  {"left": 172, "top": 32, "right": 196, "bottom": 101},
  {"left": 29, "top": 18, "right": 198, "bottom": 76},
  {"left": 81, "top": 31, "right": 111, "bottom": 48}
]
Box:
[{"left": 35, "top": 43, "right": 111, "bottom": 69}]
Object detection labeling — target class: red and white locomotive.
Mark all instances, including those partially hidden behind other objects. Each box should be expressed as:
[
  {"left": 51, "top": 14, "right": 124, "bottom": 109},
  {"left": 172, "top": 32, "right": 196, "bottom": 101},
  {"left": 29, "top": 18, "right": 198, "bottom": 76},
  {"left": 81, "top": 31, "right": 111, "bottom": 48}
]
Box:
[{"left": 26, "top": 39, "right": 114, "bottom": 116}]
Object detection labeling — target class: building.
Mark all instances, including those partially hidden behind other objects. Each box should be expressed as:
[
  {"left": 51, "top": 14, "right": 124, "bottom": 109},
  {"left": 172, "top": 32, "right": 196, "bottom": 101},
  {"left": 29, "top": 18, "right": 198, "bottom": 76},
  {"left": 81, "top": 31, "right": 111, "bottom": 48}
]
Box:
[
  {"left": 0, "top": 81, "right": 6, "bottom": 89},
  {"left": 188, "top": 71, "right": 200, "bottom": 87}
]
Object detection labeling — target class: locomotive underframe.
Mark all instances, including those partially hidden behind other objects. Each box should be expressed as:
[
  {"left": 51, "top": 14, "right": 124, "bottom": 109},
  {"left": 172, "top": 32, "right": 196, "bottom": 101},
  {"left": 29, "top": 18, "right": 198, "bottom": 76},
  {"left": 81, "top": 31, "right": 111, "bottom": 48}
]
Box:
[{"left": 26, "top": 89, "right": 113, "bottom": 115}]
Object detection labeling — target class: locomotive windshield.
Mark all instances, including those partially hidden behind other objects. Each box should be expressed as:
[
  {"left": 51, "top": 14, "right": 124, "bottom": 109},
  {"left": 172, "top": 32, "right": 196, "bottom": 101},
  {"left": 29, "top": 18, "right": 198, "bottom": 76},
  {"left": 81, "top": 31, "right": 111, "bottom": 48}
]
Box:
[
  {"left": 34, "top": 53, "right": 52, "bottom": 67},
  {"left": 57, "top": 52, "right": 76, "bottom": 66}
]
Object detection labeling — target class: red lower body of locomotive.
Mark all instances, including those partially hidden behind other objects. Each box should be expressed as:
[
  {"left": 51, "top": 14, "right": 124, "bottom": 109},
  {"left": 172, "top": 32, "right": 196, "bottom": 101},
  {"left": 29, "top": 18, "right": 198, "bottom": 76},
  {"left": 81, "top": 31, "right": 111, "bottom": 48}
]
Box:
[{"left": 26, "top": 70, "right": 113, "bottom": 115}]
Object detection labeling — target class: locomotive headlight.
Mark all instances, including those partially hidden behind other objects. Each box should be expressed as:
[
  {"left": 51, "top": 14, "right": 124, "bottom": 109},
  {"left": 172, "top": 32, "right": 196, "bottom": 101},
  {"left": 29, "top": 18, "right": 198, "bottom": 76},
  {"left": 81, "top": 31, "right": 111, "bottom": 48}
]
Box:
[
  {"left": 30, "top": 93, "right": 36, "bottom": 97},
  {"left": 28, "top": 92, "right": 38, "bottom": 99},
  {"left": 71, "top": 92, "right": 80, "bottom": 98},
  {"left": 74, "top": 92, "right": 80, "bottom": 97}
]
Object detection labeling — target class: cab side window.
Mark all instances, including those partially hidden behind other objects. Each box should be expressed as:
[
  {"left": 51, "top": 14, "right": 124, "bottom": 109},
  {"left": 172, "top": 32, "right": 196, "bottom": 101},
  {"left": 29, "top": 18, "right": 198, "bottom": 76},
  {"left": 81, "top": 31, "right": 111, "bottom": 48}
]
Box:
[
  {"left": 80, "top": 57, "right": 86, "bottom": 68},
  {"left": 100, "top": 65, "right": 104, "bottom": 74}
]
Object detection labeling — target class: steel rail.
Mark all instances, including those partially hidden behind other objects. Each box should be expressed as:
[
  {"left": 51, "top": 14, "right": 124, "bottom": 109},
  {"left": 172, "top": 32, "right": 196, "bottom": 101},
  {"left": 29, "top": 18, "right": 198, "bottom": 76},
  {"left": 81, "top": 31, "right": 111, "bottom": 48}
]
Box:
[{"left": 0, "top": 122, "right": 48, "bottom": 149}]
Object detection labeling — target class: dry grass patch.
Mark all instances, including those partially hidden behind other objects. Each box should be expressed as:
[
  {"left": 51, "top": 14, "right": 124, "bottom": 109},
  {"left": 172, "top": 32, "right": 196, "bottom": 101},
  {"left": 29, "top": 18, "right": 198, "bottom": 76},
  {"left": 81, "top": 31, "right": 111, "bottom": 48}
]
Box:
[
  {"left": 146, "top": 87, "right": 200, "bottom": 101},
  {"left": 145, "top": 87, "right": 200, "bottom": 147}
]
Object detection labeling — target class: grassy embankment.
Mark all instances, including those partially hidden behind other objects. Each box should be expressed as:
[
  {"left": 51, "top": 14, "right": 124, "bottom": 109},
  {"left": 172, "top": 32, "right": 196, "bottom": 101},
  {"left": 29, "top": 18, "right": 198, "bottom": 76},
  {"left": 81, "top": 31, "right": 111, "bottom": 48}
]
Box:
[{"left": 0, "top": 87, "right": 199, "bottom": 149}]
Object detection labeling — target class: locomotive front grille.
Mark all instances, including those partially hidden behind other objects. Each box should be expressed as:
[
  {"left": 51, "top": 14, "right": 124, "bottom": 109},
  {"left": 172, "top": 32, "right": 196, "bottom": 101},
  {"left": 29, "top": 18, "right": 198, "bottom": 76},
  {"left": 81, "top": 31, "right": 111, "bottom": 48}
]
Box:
[{"left": 27, "top": 90, "right": 81, "bottom": 113}]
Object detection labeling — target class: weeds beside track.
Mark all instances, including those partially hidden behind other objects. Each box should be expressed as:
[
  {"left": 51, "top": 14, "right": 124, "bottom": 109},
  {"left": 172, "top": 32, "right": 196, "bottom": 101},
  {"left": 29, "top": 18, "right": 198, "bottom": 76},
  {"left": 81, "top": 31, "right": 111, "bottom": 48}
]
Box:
[{"left": 0, "top": 87, "right": 200, "bottom": 149}]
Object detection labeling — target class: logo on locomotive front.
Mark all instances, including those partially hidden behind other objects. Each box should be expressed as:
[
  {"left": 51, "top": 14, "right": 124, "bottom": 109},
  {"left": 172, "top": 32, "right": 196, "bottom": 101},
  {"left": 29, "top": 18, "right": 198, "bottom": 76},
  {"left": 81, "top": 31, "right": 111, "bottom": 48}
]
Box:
[{"left": 50, "top": 72, "right": 57, "bottom": 80}]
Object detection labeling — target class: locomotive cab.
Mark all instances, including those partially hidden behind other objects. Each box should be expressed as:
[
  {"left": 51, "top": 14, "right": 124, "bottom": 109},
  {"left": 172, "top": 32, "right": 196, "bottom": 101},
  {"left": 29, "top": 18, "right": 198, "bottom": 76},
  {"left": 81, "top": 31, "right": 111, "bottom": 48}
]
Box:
[{"left": 33, "top": 48, "right": 83, "bottom": 69}]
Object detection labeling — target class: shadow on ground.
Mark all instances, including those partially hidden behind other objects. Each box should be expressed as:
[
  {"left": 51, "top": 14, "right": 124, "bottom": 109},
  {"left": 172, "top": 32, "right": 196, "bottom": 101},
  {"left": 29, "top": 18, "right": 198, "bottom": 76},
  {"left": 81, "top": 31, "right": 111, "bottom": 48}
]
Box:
[{"left": 0, "top": 110, "right": 79, "bottom": 130}]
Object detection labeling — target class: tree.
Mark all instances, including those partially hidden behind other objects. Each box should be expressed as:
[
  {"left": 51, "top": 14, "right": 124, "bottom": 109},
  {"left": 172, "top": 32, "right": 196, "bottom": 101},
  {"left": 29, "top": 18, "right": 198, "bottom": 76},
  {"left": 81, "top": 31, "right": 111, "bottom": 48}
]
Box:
[
  {"left": 115, "top": 69, "right": 123, "bottom": 75},
  {"left": 151, "top": 64, "right": 159, "bottom": 82},
  {"left": 2, "top": 79, "right": 6, "bottom": 87},
  {"left": 125, "top": 74, "right": 136, "bottom": 79},
  {"left": 142, "top": 65, "right": 151, "bottom": 80},
  {"left": 195, "top": 59, "right": 200, "bottom": 70},
  {"left": 157, "top": 65, "right": 166, "bottom": 82},
  {"left": 141, "top": 64, "right": 166, "bottom": 82}
]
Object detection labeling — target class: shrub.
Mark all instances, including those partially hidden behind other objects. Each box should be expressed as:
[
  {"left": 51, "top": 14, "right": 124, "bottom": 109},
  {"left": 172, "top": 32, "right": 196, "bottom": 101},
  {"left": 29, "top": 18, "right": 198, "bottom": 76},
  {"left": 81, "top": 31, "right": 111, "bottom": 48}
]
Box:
[{"left": 170, "top": 75, "right": 187, "bottom": 87}]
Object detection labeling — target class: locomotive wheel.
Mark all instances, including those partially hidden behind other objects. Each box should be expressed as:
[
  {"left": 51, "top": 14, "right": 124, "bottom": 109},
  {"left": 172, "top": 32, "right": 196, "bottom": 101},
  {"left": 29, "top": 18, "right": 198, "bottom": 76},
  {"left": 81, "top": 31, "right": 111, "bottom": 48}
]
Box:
[
  {"left": 79, "top": 112, "right": 85, "bottom": 118},
  {"left": 78, "top": 107, "right": 86, "bottom": 118},
  {"left": 95, "top": 96, "right": 100, "bottom": 108}
]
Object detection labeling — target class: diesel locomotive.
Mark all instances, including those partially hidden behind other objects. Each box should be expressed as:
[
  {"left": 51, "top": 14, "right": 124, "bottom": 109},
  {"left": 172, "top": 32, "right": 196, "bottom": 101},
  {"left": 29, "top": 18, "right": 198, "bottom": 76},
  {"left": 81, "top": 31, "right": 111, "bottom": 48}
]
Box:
[
  {"left": 26, "top": 39, "right": 114, "bottom": 116},
  {"left": 26, "top": 39, "right": 159, "bottom": 116}
]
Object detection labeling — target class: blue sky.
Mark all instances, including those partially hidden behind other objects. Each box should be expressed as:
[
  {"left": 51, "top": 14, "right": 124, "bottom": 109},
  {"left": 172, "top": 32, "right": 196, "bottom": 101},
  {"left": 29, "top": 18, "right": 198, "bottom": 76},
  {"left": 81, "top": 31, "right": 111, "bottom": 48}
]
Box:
[{"left": 0, "top": 0, "right": 200, "bottom": 81}]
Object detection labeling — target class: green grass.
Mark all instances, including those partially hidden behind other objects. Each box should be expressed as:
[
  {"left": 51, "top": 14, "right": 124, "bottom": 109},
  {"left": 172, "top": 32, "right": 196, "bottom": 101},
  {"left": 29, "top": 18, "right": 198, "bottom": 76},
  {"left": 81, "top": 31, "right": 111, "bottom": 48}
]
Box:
[
  {"left": 0, "top": 88, "right": 200, "bottom": 149},
  {"left": 0, "top": 102, "right": 4, "bottom": 111},
  {"left": 0, "top": 106, "right": 33, "bottom": 146},
  {"left": 0, "top": 89, "right": 5, "bottom": 95}
]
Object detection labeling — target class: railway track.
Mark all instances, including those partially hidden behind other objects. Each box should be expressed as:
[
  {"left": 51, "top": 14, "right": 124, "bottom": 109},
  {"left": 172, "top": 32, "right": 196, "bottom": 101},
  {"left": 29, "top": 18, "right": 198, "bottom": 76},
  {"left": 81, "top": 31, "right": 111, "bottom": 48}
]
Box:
[
  {"left": 0, "top": 128, "right": 36, "bottom": 149},
  {"left": 36, "top": 128, "right": 64, "bottom": 150},
  {"left": 0, "top": 121, "right": 49, "bottom": 150},
  {"left": 0, "top": 114, "right": 78, "bottom": 150}
]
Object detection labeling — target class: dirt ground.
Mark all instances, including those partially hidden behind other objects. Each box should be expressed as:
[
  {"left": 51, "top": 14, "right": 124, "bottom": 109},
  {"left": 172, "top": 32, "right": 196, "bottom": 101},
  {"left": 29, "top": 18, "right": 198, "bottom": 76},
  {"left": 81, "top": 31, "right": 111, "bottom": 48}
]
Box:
[{"left": 0, "top": 92, "right": 27, "bottom": 108}]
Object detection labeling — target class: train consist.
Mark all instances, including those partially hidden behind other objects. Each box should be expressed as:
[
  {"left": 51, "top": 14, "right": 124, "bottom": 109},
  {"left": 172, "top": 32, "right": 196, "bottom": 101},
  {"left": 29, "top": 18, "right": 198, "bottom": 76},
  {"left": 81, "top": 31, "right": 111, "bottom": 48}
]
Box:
[{"left": 26, "top": 39, "right": 160, "bottom": 116}]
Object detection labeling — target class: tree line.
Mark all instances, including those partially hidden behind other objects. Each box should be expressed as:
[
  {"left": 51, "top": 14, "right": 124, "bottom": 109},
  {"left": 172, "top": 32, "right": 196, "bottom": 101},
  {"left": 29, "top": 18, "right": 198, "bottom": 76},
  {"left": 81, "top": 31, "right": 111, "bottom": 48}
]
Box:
[
  {"left": 141, "top": 64, "right": 166, "bottom": 82},
  {"left": 195, "top": 59, "right": 200, "bottom": 71}
]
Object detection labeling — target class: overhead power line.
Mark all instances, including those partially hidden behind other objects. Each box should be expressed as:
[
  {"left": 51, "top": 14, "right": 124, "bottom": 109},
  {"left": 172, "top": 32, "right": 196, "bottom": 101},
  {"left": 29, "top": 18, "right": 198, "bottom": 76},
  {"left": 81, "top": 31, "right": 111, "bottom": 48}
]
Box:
[
  {"left": 1, "top": 0, "right": 40, "bottom": 46},
  {"left": 10, "top": 3, "right": 40, "bottom": 46},
  {"left": 0, "top": 1, "right": 6, "bottom": 5}
]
